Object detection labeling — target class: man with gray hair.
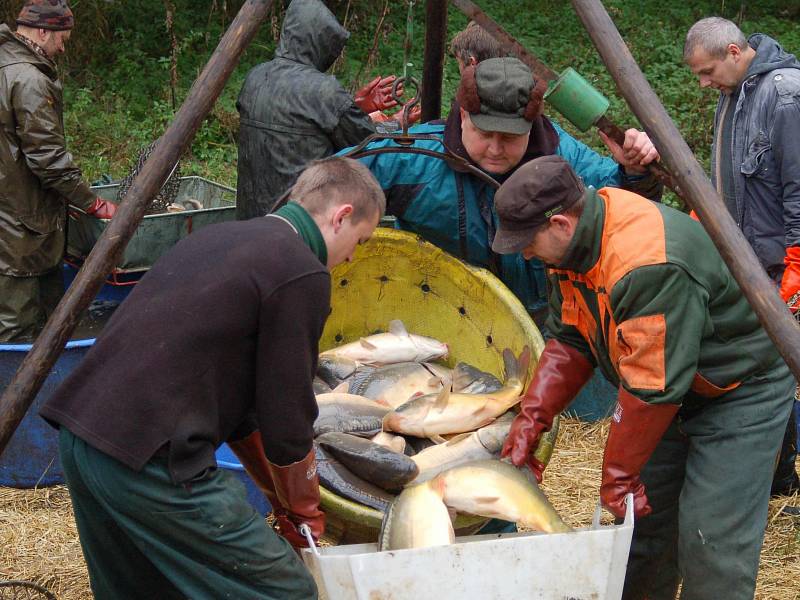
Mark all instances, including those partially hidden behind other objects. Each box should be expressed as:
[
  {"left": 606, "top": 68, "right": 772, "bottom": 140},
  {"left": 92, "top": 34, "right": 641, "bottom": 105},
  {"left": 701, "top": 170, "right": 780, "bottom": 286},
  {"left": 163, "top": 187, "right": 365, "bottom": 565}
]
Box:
[
  {"left": 41, "top": 157, "right": 384, "bottom": 598},
  {"left": 684, "top": 17, "right": 799, "bottom": 499}
]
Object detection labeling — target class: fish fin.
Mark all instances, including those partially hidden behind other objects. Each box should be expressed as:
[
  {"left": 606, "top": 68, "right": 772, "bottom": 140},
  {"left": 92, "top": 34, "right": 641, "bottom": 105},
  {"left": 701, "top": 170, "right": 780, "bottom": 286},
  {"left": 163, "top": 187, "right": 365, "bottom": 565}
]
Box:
[
  {"left": 443, "top": 432, "right": 472, "bottom": 446},
  {"left": 388, "top": 319, "right": 409, "bottom": 337},
  {"left": 451, "top": 362, "right": 475, "bottom": 392},
  {"left": 359, "top": 338, "right": 378, "bottom": 350},
  {"left": 518, "top": 346, "right": 531, "bottom": 384},
  {"left": 502, "top": 348, "right": 518, "bottom": 382},
  {"left": 331, "top": 382, "right": 350, "bottom": 393},
  {"left": 430, "top": 434, "right": 448, "bottom": 444},
  {"left": 473, "top": 495, "right": 502, "bottom": 504},
  {"left": 432, "top": 385, "right": 450, "bottom": 412},
  {"left": 427, "top": 376, "right": 444, "bottom": 388}
]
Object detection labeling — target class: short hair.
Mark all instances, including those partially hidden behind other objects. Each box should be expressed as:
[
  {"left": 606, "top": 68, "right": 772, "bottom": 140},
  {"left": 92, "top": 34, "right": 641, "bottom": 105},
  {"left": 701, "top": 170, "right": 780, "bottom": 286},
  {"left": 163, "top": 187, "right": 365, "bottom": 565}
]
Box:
[
  {"left": 290, "top": 156, "right": 385, "bottom": 223},
  {"left": 684, "top": 17, "right": 747, "bottom": 61},
  {"left": 450, "top": 21, "right": 505, "bottom": 66}
]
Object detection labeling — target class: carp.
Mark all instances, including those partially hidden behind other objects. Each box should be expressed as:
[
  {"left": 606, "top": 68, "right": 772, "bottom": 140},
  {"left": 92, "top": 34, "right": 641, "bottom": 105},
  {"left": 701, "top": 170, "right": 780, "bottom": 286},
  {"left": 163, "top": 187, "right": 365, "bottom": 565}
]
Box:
[
  {"left": 314, "top": 444, "right": 394, "bottom": 512},
  {"left": 378, "top": 478, "right": 454, "bottom": 551},
  {"left": 382, "top": 347, "right": 530, "bottom": 438},
  {"left": 317, "top": 432, "right": 419, "bottom": 492},
  {"left": 319, "top": 320, "right": 448, "bottom": 366},
  {"left": 348, "top": 361, "right": 450, "bottom": 408},
  {"left": 451, "top": 362, "right": 503, "bottom": 394},
  {"left": 435, "top": 460, "right": 572, "bottom": 534},
  {"left": 409, "top": 412, "right": 515, "bottom": 483},
  {"left": 313, "top": 393, "right": 390, "bottom": 438}
]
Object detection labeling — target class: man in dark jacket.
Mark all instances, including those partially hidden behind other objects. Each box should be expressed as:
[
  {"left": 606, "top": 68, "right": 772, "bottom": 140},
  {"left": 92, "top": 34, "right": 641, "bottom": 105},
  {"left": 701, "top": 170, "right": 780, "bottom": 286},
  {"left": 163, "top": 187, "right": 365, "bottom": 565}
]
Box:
[
  {"left": 0, "top": 0, "right": 116, "bottom": 342},
  {"left": 41, "top": 157, "right": 385, "bottom": 599},
  {"left": 684, "top": 17, "right": 799, "bottom": 496},
  {"left": 497, "top": 156, "right": 794, "bottom": 599},
  {"left": 236, "top": 0, "right": 404, "bottom": 220}
]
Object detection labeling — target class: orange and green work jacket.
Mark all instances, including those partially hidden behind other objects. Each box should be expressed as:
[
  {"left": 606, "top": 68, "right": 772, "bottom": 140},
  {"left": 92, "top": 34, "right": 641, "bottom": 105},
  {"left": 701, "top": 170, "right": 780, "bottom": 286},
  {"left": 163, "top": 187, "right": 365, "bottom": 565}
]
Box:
[{"left": 546, "top": 187, "right": 779, "bottom": 406}]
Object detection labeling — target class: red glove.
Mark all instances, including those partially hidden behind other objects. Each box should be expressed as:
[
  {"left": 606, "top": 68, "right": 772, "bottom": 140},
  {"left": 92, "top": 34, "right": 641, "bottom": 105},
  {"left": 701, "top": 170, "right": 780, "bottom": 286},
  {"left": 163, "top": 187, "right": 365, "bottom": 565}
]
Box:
[
  {"left": 267, "top": 448, "right": 325, "bottom": 549},
  {"left": 85, "top": 197, "right": 117, "bottom": 219},
  {"left": 354, "top": 75, "right": 400, "bottom": 113},
  {"left": 779, "top": 246, "right": 800, "bottom": 311},
  {"left": 501, "top": 339, "right": 595, "bottom": 481},
  {"left": 227, "top": 430, "right": 280, "bottom": 509},
  {"left": 600, "top": 388, "right": 679, "bottom": 519}
]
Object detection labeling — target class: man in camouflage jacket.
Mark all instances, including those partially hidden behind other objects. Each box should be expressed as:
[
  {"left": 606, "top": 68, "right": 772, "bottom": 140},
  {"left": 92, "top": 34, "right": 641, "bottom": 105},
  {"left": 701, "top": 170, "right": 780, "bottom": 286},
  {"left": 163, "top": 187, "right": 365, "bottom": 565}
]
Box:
[{"left": 0, "top": 0, "right": 115, "bottom": 342}]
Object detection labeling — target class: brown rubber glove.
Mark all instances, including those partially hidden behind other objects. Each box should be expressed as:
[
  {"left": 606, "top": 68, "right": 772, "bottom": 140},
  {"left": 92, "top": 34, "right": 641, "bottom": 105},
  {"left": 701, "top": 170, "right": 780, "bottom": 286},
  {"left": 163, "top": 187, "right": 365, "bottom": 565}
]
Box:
[
  {"left": 354, "top": 75, "right": 400, "bottom": 113},
  {"left": 267, "top": 448, "right": 325, "bottom": 549},
  {"left": 227, "top": 430, "right": 281, "bottom": 510},
  {"left": 600, "top": 388, "right": 679, "bottom": 518},
  {"left": 85, "top": 197, "right": 117, "bottom": 219},
  {"left": 501, "top": 339, "right": 594, "bottom": 481}
]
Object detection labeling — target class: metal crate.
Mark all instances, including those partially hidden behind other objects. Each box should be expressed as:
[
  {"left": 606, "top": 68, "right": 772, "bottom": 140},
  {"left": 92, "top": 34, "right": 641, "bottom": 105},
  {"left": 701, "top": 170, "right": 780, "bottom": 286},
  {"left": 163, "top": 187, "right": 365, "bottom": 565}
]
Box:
[{"left": 67, "top": 176, "right": 236, "bottom": 271}]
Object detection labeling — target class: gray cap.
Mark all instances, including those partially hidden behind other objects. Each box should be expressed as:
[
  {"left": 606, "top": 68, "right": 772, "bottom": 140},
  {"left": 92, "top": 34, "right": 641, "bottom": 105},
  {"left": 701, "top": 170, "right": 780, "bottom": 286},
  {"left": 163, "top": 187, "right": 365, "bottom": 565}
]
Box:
[{"left": 469, "top": 57, "right": 535, "bottom": 135}]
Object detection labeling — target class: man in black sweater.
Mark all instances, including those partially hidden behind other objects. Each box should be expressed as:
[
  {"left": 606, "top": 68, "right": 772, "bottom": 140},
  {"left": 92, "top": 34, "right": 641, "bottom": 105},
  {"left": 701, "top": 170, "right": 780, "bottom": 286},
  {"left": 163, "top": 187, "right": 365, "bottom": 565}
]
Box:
[{"left": 41, "top": 157, "right": 385, "bottom": 599}]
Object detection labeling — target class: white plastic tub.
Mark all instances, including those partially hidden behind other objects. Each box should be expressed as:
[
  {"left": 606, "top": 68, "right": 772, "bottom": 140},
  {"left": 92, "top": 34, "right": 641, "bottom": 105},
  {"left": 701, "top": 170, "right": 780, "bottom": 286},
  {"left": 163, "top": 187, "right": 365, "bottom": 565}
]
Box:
[{"left": 302, "top": 495, "right": 634, "bottom": 600}]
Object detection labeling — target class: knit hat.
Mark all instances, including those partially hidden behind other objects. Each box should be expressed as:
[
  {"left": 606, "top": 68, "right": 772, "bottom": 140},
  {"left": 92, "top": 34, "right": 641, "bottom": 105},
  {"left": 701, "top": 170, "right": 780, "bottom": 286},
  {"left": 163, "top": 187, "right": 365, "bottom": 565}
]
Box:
[
  {"left": 492, "top": 156, "right": 585, "bottom": 254},
  {"left": 456, "top": 57, "right": 547, "bottom": 135},
  {"left": 17, "top": 0, "right": 74, "bottom": 31}
]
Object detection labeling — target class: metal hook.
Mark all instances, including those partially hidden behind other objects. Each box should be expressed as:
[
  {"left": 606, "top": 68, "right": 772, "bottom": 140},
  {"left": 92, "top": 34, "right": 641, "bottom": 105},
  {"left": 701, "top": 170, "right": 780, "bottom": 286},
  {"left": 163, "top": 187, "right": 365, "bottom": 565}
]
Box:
[{"left": 391, "top": 76, "right": 420, "bottom": 141}]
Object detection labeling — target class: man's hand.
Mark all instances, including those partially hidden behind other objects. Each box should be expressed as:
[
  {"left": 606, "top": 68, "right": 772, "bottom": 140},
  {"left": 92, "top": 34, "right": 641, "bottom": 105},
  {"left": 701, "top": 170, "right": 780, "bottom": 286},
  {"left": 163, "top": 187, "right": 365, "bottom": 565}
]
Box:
[
  {"left": 85, "top": 197, "right": 117, "bottom": 219},
  {"left": 599, "top": 129, "right": 660, "bottom": 175},
  {"left": 355, "top": 75, "right": 401, "bottom": 113}
]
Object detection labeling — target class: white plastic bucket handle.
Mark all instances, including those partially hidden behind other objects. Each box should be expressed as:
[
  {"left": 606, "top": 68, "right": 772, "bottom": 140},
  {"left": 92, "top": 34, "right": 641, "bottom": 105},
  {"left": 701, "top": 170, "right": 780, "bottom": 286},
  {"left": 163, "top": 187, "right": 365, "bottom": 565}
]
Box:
[{"left": 300, "top": 523, "right": 321, "bottom": 556}]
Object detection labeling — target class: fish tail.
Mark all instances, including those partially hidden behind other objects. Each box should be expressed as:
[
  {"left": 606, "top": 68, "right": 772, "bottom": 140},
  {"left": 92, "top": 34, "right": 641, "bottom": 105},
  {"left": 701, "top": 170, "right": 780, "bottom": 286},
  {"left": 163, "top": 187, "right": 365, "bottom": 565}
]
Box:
[{"left": 503, "top": 346, "right": 531, "bottom": 384}]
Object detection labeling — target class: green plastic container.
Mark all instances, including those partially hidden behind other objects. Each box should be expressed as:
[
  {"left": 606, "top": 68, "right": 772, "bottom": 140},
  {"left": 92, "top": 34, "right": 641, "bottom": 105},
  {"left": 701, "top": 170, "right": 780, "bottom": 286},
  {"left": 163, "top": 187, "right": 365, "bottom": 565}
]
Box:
[
  {"left": 68, "top": 176, "right": 236, "bottom": 272},
  {"left": 544, "top": 67, "right": 610, "bottom": 132}
]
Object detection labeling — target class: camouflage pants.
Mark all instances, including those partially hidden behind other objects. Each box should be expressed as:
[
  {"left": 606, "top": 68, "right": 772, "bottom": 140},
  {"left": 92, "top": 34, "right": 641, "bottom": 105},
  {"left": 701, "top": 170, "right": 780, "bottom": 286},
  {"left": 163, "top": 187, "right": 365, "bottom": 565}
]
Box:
[{"left": 0, "top": 269, "right": 63, "bottom": 343}]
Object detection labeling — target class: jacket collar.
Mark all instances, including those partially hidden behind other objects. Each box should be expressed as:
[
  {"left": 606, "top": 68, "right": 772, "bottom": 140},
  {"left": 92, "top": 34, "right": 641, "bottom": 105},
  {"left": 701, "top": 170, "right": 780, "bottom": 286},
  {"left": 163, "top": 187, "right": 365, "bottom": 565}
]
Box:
[
  {"left": 0, "top": 25, "right": 56, "bottom": 78},
  {"left": 555, "top": 188, "right": 604, "bottom": 274}
]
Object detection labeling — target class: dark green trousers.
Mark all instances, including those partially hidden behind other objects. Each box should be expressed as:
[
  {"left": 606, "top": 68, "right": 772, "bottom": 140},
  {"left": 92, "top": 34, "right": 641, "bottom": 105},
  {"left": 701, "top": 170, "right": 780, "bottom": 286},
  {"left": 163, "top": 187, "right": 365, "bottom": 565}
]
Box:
[
  {"left": 59, "top": 428, "right": 317, "bottom": 600},
  {"left": 0, "top": 269, "right": 63, "bottom": 343},
  {"left": 622, "top": 358, "right": 795, "bottom": 600}
]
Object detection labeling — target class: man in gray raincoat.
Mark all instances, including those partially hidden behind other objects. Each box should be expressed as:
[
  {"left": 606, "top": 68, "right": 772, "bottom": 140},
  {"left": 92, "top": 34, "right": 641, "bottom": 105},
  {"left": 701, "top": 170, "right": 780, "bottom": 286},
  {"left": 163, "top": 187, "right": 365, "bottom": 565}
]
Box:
[
  {"left": 236, "top": 0, "right": 404, "bottom": 220},
  {"left": 684, "top": 17, "right": 799, "bottom": 499},
  {"left": 0, "top": 0, "right": 116, "bottom": 343}
]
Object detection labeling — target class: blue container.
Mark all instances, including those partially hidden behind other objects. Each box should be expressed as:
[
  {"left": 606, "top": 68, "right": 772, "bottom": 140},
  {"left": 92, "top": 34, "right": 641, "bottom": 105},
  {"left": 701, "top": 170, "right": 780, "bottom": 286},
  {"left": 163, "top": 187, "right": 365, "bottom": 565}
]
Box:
[
  {"left": 0, "top": 263, "right": 137, "bottom": 488},
  {"left": 215, "top": 443, "right": 272, "bottom": 516},
  {"left": 566, "top": 369, "right": 617, "bottom": 421},
  {"left": 0, "top": 338, "right": 95, "bottom": 486}
]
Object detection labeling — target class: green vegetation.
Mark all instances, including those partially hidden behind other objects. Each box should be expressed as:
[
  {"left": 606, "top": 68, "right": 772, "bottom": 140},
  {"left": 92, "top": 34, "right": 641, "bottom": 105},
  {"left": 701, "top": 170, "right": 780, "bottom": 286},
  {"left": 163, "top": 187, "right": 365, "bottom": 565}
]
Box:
[{"left": 4, "top": 1, "right": 799, "bottom": 207}]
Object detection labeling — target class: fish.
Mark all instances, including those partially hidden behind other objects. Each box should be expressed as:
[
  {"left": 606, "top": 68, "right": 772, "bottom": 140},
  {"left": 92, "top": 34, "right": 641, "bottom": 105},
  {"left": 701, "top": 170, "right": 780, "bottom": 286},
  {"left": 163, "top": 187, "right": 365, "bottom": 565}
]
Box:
[
  {"left": 317, "top": 356, "right": 359, "bottom": 389},
  {"left": 317, "top": 432, "right": 419, "bottom": 492},
  {"left": 378, "top": 478, "right": 454, "bottom": 551},
  {"left": 313, "top": 376, "right": 331, "bottom": 394},
  {"left": 313, "top": 393, "right": 390, "bottom": 437},
  {"left": 409, "top": 412, "right": 515, "bottom": 484},
  {"left": 319, "top": 320, "right": 449, "bottom": 366},
  {"left": 370, "top": 431, "right": 407, "bottom": 455},
  {"left": 451, "top": 362, "right": 503, "bottom": 394},
  {"left": 382, "top": 347, "right": 530, "bottom": 438},
  {"left": 314, "top": 444, "right": 394, "bottom": 512},
  {"left": 435, "top": 459, "right": 572, "bottom": 534},
  {"left": 348, "top": 361, "right": 451, "bottom": 408}
]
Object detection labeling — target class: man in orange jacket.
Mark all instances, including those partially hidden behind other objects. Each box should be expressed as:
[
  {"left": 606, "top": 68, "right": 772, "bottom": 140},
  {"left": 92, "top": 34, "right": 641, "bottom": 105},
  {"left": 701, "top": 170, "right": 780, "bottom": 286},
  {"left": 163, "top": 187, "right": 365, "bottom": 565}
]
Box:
[{"left": 495, "top": 156, "right": 794, "bottom": 599}]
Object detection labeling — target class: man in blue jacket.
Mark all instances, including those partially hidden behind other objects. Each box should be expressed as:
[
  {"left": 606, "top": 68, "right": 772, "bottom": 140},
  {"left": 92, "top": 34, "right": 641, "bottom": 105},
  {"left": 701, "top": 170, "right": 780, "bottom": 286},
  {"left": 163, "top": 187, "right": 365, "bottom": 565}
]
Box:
[
  {"left": 344, "top": 57, "right": 661, "bottom": 321},
  {"left": 685, "top": 17, "right": 799, "bottom": 497}
]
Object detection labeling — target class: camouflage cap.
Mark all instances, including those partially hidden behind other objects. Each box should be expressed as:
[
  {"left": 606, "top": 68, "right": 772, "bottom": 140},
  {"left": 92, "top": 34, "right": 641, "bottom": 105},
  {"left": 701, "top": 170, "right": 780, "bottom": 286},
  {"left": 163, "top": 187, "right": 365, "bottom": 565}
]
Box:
[{"left": 17, "top": 0, "right": 74, "bottom": 31}]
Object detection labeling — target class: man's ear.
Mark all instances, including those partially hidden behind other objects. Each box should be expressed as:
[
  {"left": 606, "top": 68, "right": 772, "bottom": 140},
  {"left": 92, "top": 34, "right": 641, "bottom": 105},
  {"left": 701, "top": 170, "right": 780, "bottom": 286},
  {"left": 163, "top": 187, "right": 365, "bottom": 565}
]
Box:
[
  {"left": 467, "top": 55, "right": 478, "bottom": 67},
  {"left": 728, "top": 43, "right": 742, "bottom": 60},
  {"left": 332, "top": 204, "right": 354, "bottom": 232}
]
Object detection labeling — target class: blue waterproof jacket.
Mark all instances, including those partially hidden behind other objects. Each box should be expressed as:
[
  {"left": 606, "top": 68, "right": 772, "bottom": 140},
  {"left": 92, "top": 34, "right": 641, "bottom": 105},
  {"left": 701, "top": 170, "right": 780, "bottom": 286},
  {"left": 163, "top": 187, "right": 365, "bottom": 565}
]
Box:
[{"left": 343, "top": 115, "right": 660, "bottom": 314}]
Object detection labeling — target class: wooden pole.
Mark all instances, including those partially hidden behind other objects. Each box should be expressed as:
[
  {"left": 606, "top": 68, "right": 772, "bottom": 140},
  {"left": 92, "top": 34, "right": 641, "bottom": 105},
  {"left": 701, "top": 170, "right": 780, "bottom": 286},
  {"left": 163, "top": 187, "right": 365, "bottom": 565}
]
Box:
[
  {"left": 421, "top": 0, "right": 448, "bottom": 122},
  {"left": 448, "top": 0, "right": 680, "bottom": 197},
  {"left": 0, "top": 0, "right": 275, "bottom": 456},
  {"left": 570, "top": 0, "right": 800, "bottom": 379}
]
